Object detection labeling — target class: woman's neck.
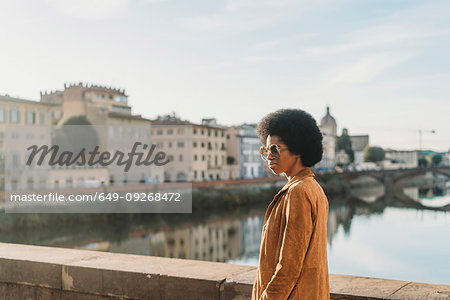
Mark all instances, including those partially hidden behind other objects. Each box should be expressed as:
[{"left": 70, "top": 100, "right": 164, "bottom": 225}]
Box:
[{"left": 285, "top": 163, "right": 307, "bottom": 181}]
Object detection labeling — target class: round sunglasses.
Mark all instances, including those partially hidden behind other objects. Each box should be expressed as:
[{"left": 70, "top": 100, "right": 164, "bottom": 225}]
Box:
[{"left": 259, "top": 144, "right": 289, "bottom": 161}]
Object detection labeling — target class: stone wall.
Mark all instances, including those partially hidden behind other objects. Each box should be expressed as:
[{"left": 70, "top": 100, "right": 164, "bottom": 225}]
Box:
[{"left": 0, "top": 243, "right": 448, "bottom": 299}]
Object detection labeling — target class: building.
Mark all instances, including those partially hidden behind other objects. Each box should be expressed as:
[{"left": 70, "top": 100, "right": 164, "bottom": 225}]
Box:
[
  {"left": 40, "top": 83, "right": 162, "bottom": 185},
  {"left": 151, "top": 114, "right": 193, "bottom": 182},
  {"left": 318, "top": 106, "right": 337, "bottom": 170},
  {"left": 443, "top": 152, "right": 450, "bottom": 167},
  {"left": 350, "top": 135, "right": 369, "bottom": 165},
  {"left": 383, "top": 150, "right": 418, "bottom": 169},
  {"left": 0, "top": 95, "right": 58, "bottom": 191},
  {"left": 1, "top": 82, "right": 164, "bottom": 194},
  {"left": 226, "top": 124, "right": 264, "bottom": 179},
  {"left": 151, "top": 115, "right": 229, "bottom": 182},
  {"left": 0, "top": 95, "right": 60, "bottom": 126},
  {"left": 40, "top": 82, "right": 131, "bottom": 123}
]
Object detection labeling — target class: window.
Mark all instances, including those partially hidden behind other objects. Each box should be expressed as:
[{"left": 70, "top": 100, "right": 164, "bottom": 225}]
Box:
[
  {"left": 179, "top": 154, "right": 183, "bottom": 161},
  {"left": 157, "top": 129, "right": 163, "bottom": 135},
  {"left": 194, "top": 155, "right": 198, "bottom": 161},
  {"left": 194, "top": 170, "right": 197, "bottom": 179},
  {"left": 168, "top": 155, "right": 174, "bottom": 161},
  {"left": 168, "top": 142, "right": 172, "bottom": 148},
  {"left": 193, "top": 128, "right": 197, "bottom": 134},
  {"left": 115, "top": 95, "right": 127, "bottom": 102},
  {"left": 193, "top": 142, "right": 197, "bottom": 147},
  {"left": 26, "top": 111, "right": 35, "bottom": 124},
  {"left": 178, "top": 142, "right": 184, "bottom": 148},
  {"left": 201, "top": 142, "right": 205, "bottom": 148},
  {"left": 215, "top": 130, "right": 218, "bottom": 137},
  {"left": 0, "top": 108, "right": 6, "bottom": 123},
  {"left": 167, "top": 129, "right": 173, "bottom": 135},
  {"left": 39, "top": 112, "right": 45, "bottom": 124},
  {"left": 202, "top": 155, "right": 205, "bottom": 161},
  {"left": 66, "top": 178, "right": 73, "bottom": 188},
  {"left": 10, "top": 109, "right": 20, "bottom": 123},
  {"left": 12, "top": 153, "right": 20, "bottom": 168}
]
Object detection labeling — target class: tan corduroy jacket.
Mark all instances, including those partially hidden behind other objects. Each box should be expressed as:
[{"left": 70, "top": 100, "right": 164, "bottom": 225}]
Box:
[{"left": 252, "top": 168, "right": 330, "bottom": 300}]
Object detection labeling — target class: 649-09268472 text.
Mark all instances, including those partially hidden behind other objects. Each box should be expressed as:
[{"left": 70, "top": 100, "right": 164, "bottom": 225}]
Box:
[{"left": 9, "top": 192, "right": 182, "bottom": 203}]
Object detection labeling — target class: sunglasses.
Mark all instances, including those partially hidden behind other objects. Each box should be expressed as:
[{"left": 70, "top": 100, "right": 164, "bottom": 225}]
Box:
[{"left": 259, "top": 144, "right": 289, "bottom": 161}]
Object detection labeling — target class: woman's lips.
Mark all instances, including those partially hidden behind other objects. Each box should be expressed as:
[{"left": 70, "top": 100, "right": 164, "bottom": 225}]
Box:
[{"left": 268, "top": 162, "right": 277, "bottom": 168}]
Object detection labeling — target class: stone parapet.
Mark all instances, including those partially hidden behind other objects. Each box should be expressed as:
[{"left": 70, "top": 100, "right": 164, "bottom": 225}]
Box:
[{"left": 0, "top": 242, "right": 448, "bottom": 299}]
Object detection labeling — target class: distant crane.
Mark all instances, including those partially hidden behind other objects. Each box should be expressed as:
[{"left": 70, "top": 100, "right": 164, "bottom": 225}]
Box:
[
  {"left": 355, "top": 127, "right": 436, "bottom": 151},
  {"left": 418, "top": 129, "right": 436, "bottom": 151}
]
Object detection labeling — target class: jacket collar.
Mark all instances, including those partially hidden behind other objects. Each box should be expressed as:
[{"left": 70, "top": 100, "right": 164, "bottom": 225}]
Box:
[{"left": 277, "top": 167, "right": 315, "bottom": 195}]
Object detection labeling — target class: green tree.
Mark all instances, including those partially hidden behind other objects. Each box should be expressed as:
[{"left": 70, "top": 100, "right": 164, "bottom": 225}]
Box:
[
  {"left": 337, "top": 128, "right": 354, "bottom": 163},
  {"left": 432, "top": 154, "right": 442, "bottom": 166},
  {"left": 226, "top": 156, "right": 236, "bottom": 165},
  {"left": 63, "top": 115, "right": 92, "bottom": 125},
  {"left": 53, "top": 115, "right": 99, "bottom": 154},
  {"left": 363, "top": 146, "right": 385, "bottom": 162},
  {"left": 418, "top": 157, "right": 428, "bottom": 167}
]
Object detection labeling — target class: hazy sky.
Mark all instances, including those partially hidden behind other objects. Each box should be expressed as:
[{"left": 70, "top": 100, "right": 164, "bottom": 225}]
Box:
[{"left": 1, "top": 0, "right": 449, "bottom": 151}]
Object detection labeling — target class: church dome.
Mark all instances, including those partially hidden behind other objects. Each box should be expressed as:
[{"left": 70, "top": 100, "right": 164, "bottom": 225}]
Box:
[{"left": 320, "top": 106, "right": 337, "bottom": 127}]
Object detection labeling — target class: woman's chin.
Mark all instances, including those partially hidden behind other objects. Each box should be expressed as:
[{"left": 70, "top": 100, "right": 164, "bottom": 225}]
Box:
[{"left": 269, "top": 167, "right": 283, "bottom": 175}]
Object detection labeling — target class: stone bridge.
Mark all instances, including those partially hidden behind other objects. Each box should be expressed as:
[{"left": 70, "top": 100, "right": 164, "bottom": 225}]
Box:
[
  {"left": 332, "top": 167, "right": 450, "bottom": 210},
  {"left": 333, "top": 166, "right": 450, "bottom": 185}
]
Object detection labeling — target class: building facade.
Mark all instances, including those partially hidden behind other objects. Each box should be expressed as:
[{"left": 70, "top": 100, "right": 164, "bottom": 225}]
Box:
[
  {"left": 318, "top": 106, "right": 337, "bottom": 170},
  {"left": 383, "top": 150, "right": 418, "bottom": 169},
  {"left": 350, "top": 135, "right": 370, "bottom": 166},
  {"left": 226, "top": 124, "right": 264, "bottom": 179},
  {"left": 151, "top": 115, "right": 229, "bottom": 182}
]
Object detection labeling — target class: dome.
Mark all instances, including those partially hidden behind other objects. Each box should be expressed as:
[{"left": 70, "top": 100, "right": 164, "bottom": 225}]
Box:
[{"left": 320, "top": 106, "right": 337, "bottom": 127}]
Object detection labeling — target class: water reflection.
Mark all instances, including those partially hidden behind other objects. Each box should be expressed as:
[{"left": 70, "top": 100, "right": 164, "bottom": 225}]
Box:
[{"left": 1, "top": 177, "right": 449, "bottom": 285}]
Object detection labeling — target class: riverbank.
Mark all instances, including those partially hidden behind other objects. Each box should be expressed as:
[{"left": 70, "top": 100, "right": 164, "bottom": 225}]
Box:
[{"left": 0, "top": 174, "right": 349, "bottom": 232}]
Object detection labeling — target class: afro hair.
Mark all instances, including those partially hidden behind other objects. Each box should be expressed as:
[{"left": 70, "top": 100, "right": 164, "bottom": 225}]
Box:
[{"left": 256, "top": 109, "right": 323, "bottom": 167}]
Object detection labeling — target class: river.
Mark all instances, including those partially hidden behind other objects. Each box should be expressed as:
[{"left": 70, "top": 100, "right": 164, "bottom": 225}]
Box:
[{"left": 1, "top": 174, "right": 449, "bottom": 285}]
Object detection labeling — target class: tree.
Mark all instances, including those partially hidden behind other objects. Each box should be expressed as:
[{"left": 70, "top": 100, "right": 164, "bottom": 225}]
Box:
[
  {"left": 363, "top": 146, "right": 385, "bottom": 162},
  {"left": 226, "top": 156, "right": 236, "bottom": 165},
  {"left": 432, "top": 154, "right": 442, "bottom": 166},
  {"left": 336, "top": 128, "right": 354, "bottom": 163},
  {"left": 418, "top": 157, "right": 428, "bottom": 167},
  {"left": 53, "top": 115, "right": 99, "bottom": 154},
  {"left": 63, "top": 115, "right": 92, "bottom": 125}
]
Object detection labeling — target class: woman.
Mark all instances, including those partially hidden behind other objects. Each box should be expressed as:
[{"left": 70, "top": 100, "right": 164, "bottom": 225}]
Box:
[{"left": 252, "top": 109, "right": 330, "bottom": 300}]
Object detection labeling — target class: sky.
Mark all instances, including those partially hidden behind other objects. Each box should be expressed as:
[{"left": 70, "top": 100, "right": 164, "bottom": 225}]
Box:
[{"left": 0, "top": 0, "right": 449, "bottom": 151}]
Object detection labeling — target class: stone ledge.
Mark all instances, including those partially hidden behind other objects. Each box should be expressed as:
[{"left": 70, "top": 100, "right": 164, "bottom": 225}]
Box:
[{"left": 0, "top": 242, "right": 449, "bottom": 300}]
